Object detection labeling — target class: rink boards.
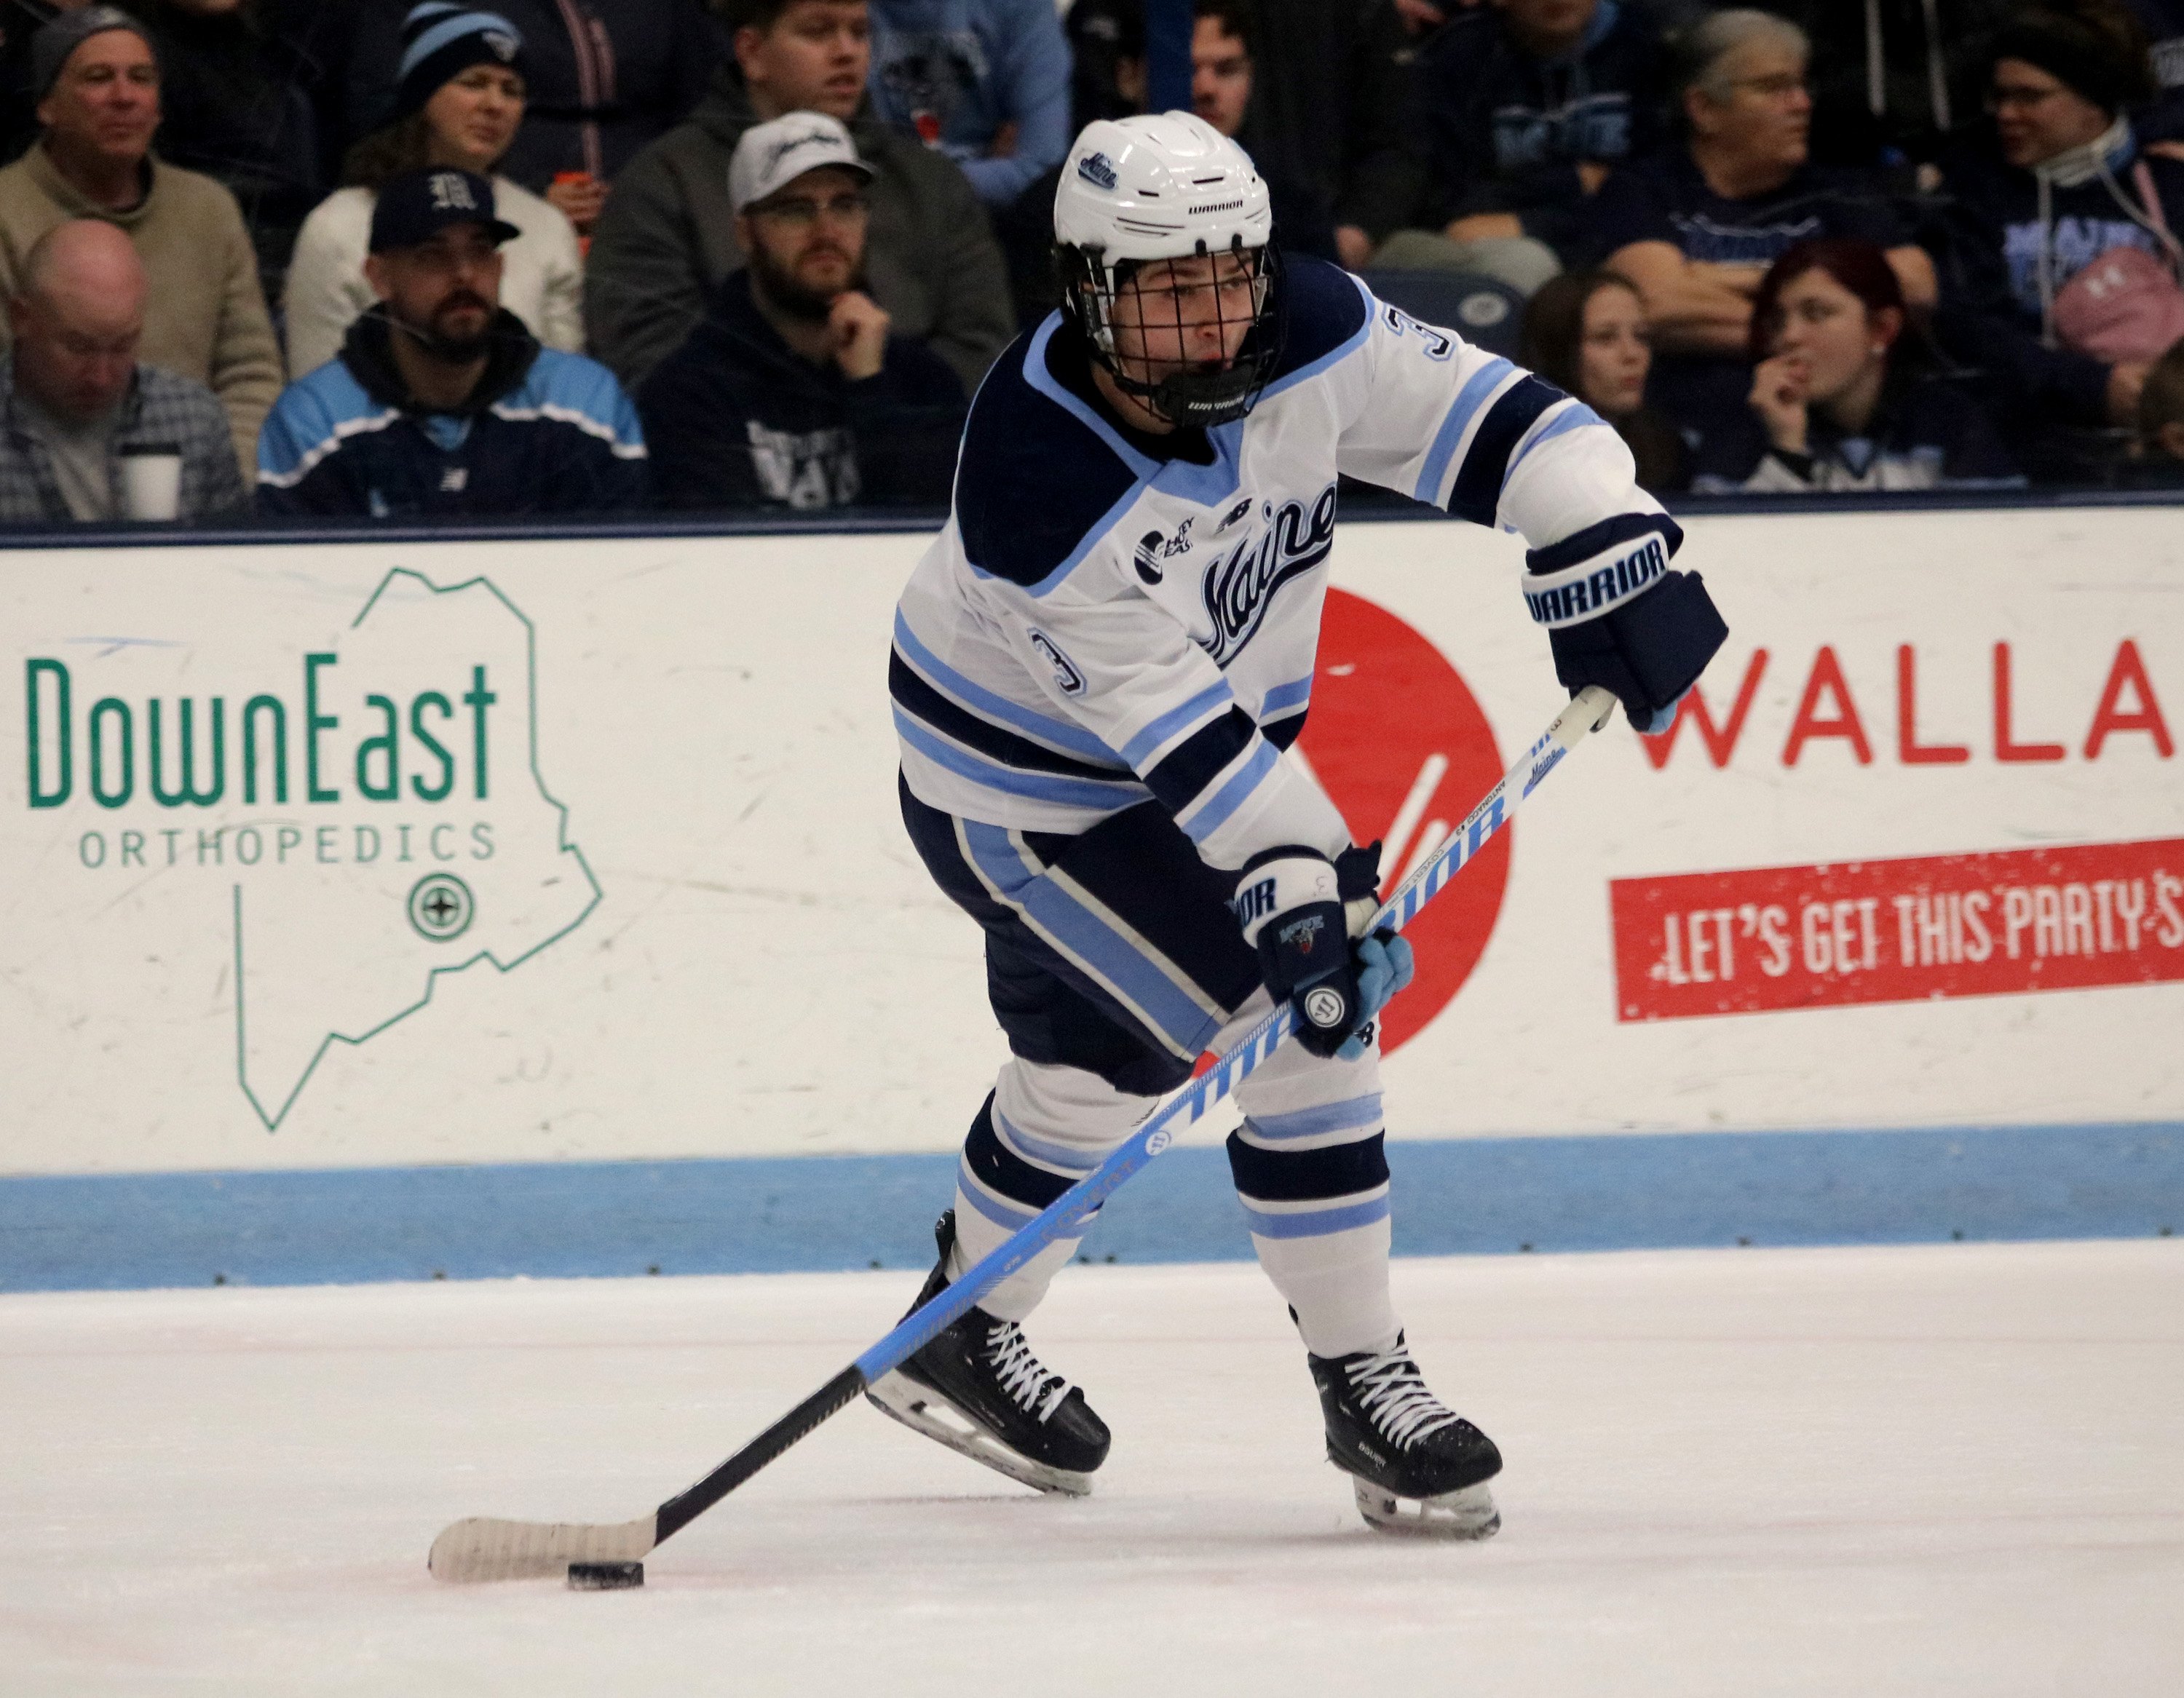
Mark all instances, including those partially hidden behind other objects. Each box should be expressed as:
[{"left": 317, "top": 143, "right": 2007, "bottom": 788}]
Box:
[{"left": 1, "top": 504, "right": 2180, "bottom": 1283}]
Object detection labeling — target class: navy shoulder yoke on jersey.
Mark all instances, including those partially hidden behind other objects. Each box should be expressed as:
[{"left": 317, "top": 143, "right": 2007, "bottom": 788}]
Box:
[{"left": 954, "top": 327, "right": 1144, "bottom": 590}]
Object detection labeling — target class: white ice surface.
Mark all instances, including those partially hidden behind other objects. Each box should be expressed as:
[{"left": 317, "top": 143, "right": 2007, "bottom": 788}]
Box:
[{"left": 4, "top": 1241, "right": 2180, "bottom": 1697}]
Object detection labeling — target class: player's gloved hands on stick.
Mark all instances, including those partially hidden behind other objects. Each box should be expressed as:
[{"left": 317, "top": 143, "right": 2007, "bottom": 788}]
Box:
[
  {"left": 1522, "top": 514, "right": 1728, "bottom": 733},
  {"left": 1233, "top": 844, "right": 1414, "bottom": 1060}
]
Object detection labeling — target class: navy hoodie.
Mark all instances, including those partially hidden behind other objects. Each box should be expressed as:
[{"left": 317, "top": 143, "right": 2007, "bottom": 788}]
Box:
[
  {"left": 637, "top": 271, "right": 968, "bottom": 511},
  {"left": 1925, "top": 127, "right": 2184, "bottom": 428}
]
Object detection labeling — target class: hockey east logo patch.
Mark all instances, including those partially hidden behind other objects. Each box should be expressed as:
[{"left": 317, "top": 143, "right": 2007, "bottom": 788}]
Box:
[{"left": 1198, "top": 481, "right": 1338, "bottom": 664}]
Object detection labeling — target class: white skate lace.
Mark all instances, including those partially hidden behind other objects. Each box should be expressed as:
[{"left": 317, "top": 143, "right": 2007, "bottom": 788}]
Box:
[
  {"left": 984, "top": 1321, "right": 1074, "bottom": 1423},
  {"left": 1346, "top": 1346, "right": 1463, "bottom": 1450}
]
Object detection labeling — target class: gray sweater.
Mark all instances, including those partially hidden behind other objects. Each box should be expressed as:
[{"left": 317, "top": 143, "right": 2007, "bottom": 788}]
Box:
[{"left": 583, "top": 71, "right": 1017, "bottom": 395}]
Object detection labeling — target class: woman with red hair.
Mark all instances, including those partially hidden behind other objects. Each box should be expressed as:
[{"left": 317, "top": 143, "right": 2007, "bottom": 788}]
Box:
[{"left": 1694, "top": 238, "right": 2022, "bottom": 491}]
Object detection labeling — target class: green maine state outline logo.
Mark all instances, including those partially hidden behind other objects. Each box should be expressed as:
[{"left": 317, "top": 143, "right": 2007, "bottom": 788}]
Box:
[{"left": 23, "top": 568, "right": 601, "bottom": 1131}]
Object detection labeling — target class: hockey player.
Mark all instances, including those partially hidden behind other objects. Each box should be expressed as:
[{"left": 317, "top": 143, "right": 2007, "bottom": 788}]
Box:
[{"left": 869, "top": 111, "right": 1725, "bottom": 1535}]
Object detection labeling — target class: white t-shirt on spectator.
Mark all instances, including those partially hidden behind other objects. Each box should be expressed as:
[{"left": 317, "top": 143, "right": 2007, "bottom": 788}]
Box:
[{"left": 282, "top": 175, "right": 585, "bottom": 378}]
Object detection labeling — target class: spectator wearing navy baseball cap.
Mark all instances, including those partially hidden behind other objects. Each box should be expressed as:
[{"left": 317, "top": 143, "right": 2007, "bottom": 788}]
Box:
[
  {"left": 258, "top": 165, "right": 649, "bottom": 518},
  {"left": 286, "top": 4, "right": 587, "bottom": 381}
]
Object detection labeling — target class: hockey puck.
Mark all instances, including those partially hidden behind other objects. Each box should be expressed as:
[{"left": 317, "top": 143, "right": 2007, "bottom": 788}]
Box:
[{"left": 567, "top": 1561, "right": 644, "bottom": 1590}]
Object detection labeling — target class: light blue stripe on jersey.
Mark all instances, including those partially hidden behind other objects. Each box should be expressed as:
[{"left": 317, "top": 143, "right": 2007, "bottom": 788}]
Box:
[
  {"left": 1257, "top": 274, "right": 1374, "bottom": 402},
  {"left": 1176, "top": 737, "right": 1279, "bottom": 845},
  {"left": 895, "top": 710, "right": 1144, "bottom": 809},
  {"left": 962, "top": 820, "right": 1221, "bottom": 1056},
  {"left": 1116, "top": 679, "right": 1235, "bottom": 767},
  {"left": 1413, "top": 357, "right": 1516, "bottom": 505},
  {"left": 1241, "top": 1094, "right": 1385, "bottom": 1142},
  {"left": 893, "top": 610, "right": 1123, "bottom": 765},
  {"left": 956, "top": 1157, "right": 1041, "bottom": 1229},
  {"left": 1260, "top": 676, "right": 1313, "bottom": 716},
  {"left": 1505, "top": 399, "right": 1608, "bottom": 480},
  {"left": 1238, "top": 1193, "right": 1392, "bottom": 1239},
  {"left": 994, "top": 1106, "right": 1101, "bottom": 1173}
]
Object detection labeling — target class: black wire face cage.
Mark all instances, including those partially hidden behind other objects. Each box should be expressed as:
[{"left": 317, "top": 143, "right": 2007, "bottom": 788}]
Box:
[{"left": 1059, "top": 236, "right": 1286, "bottom": 429}]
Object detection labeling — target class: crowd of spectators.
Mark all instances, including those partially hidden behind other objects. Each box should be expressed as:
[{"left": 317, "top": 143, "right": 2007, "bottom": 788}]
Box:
[{"left": 4, "top": 0, "right": 2184, "bottom": 527}]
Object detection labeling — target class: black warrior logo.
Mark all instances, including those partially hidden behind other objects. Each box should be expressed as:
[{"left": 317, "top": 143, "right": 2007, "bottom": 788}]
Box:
[{"left": 1198, "top": 483, "right": 1337, "bottom": 664}]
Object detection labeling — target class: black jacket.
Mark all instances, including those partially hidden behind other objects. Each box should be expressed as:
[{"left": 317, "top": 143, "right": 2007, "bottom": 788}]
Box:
[
  {"left": 135, "top": 2, "right": 347, "bottom": 301},
  {"left": 0, "top": 0, "right": 59, "bottom": 165},
  {"left": 340, "top": 0, "right": 721, "bottom": 194},
  {"left": 637, "top": 271, "right": 966, "bottom": 511},
  {"left": 1233, "top": 0, "right": 1429, "bottom": 243},
  {"left": 1417, "top": 0, "right": 1666, "bottom": 255}
]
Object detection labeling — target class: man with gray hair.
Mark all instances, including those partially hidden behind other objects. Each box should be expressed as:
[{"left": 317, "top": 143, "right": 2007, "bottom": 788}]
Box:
[
  {"left": 1583, "top": 7, "right": 1938, "bottom": 446},
  {"left": 0, "top": 5, "right": 281, "bottom": 477},
  {"left": 1, "top": 217, "right": 247, "bottom": 522}
]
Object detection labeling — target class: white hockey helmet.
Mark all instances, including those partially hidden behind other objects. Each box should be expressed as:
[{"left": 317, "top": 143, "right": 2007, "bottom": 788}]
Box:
[{"left": 1052, "top": 111, "right": 1282, "bottom": 428}]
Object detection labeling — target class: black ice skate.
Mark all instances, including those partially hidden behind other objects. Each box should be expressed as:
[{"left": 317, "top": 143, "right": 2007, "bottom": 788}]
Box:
[
  {"left": 1309, "top": 1333, "right": 1503, "bottom": 1539},
  {"left": 864, "top": 1211, "right": 1112, "bottom": 1496}
]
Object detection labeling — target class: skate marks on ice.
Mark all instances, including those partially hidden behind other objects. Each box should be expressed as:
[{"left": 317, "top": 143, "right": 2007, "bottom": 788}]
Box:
[{"left": 3, "top": 1242, "right": 2181, "bottom": 1696}]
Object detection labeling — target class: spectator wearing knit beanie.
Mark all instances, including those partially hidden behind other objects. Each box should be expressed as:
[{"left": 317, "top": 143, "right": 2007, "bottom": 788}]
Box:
[
  {"left": 338, "top": 0, "right": 723, "bottom": 210},
  {"left": 0, "top": 4, "right": 282, "bottom": 476},
  {"left": 1923, "top": 1, "right": 2184, "bottom": 474},
  {"left": 283, "top": 4, "right": 585, "bottom": 378}
]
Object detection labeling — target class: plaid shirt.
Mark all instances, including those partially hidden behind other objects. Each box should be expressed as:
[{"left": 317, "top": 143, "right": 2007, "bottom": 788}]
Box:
[{"left": 0, "top": 356, "right": 248, "bottom": 525}]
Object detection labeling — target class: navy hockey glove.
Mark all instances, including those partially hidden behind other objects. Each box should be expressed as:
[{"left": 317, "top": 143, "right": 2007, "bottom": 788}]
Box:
[
  {"left": 1522, "top": 514, "right": 1727, "bottom": 731},
  {"left": 1233, "top": 844, "right": 1411, "bottom": 1060}
]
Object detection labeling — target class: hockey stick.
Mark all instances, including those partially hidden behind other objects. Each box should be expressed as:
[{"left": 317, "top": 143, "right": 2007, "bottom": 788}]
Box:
[{"left": 427, "top": 684, "right": 1617, "bottom": 1582}]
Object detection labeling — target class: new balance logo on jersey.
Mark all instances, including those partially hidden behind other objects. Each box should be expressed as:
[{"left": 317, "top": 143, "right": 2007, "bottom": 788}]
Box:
[{"left": 1198, "top": 483, "right": 1337, "bottom": 663}]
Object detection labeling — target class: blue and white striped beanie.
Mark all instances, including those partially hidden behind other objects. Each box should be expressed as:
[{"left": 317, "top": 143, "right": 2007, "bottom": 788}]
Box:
[{"left": 394, "top": 3, "right": 527, "bottom": 120}]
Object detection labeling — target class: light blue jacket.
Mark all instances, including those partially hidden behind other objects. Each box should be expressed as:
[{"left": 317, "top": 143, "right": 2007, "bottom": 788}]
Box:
[{"left": 866, "top": 0, "right": 1072, "bottom": 207}]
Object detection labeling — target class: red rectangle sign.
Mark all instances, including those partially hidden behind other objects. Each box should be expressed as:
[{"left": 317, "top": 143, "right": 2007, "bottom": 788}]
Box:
[{"left": 1611, "top": 838, "right": 2184, "bottom": 1020}]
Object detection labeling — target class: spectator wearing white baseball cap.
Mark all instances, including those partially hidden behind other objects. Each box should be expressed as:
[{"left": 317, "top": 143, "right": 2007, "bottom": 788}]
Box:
[{"left": 638, "top": 111, "right": 965, "bottom": 510}]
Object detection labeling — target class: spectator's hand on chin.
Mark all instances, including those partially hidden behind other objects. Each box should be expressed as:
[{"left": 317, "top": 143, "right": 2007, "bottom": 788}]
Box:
[
  {"left": 1751, "top": 354, "right": 1811, "bottom": 456},
  {"left": 831, "top": 290, "right": 892, "bottom": 381},
  {"left": 2107, "top": 360, "right": 2151, "bottom": 424}
]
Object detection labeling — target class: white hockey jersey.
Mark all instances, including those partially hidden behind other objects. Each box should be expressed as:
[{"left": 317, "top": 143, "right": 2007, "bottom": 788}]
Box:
[{"left": 891, "top": 256, "right": 1672, "bottom": 871}]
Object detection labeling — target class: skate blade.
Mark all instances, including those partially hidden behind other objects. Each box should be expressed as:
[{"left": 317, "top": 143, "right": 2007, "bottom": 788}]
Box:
[
  {"left": 866, "top": 1372, "right": 1094, "bottom": 1498},
  {"left": 1350, "top": 1476, "right": 1501, "bottom": 1541}
]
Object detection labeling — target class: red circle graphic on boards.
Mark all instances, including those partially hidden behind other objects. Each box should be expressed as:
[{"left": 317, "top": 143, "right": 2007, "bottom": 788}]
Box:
[{"left": 1293, "top": 588, "right": 1511, "bottom": 1055}]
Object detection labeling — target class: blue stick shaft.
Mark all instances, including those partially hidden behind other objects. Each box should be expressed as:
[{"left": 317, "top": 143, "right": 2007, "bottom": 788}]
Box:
[{"left": 852, "top": 686, "right": 1613, "bottom": 1381}]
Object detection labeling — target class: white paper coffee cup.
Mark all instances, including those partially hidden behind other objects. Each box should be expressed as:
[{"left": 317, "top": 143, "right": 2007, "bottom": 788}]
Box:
[{"left": 119, "top": 448, "right": 183, "bottom": 521}]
